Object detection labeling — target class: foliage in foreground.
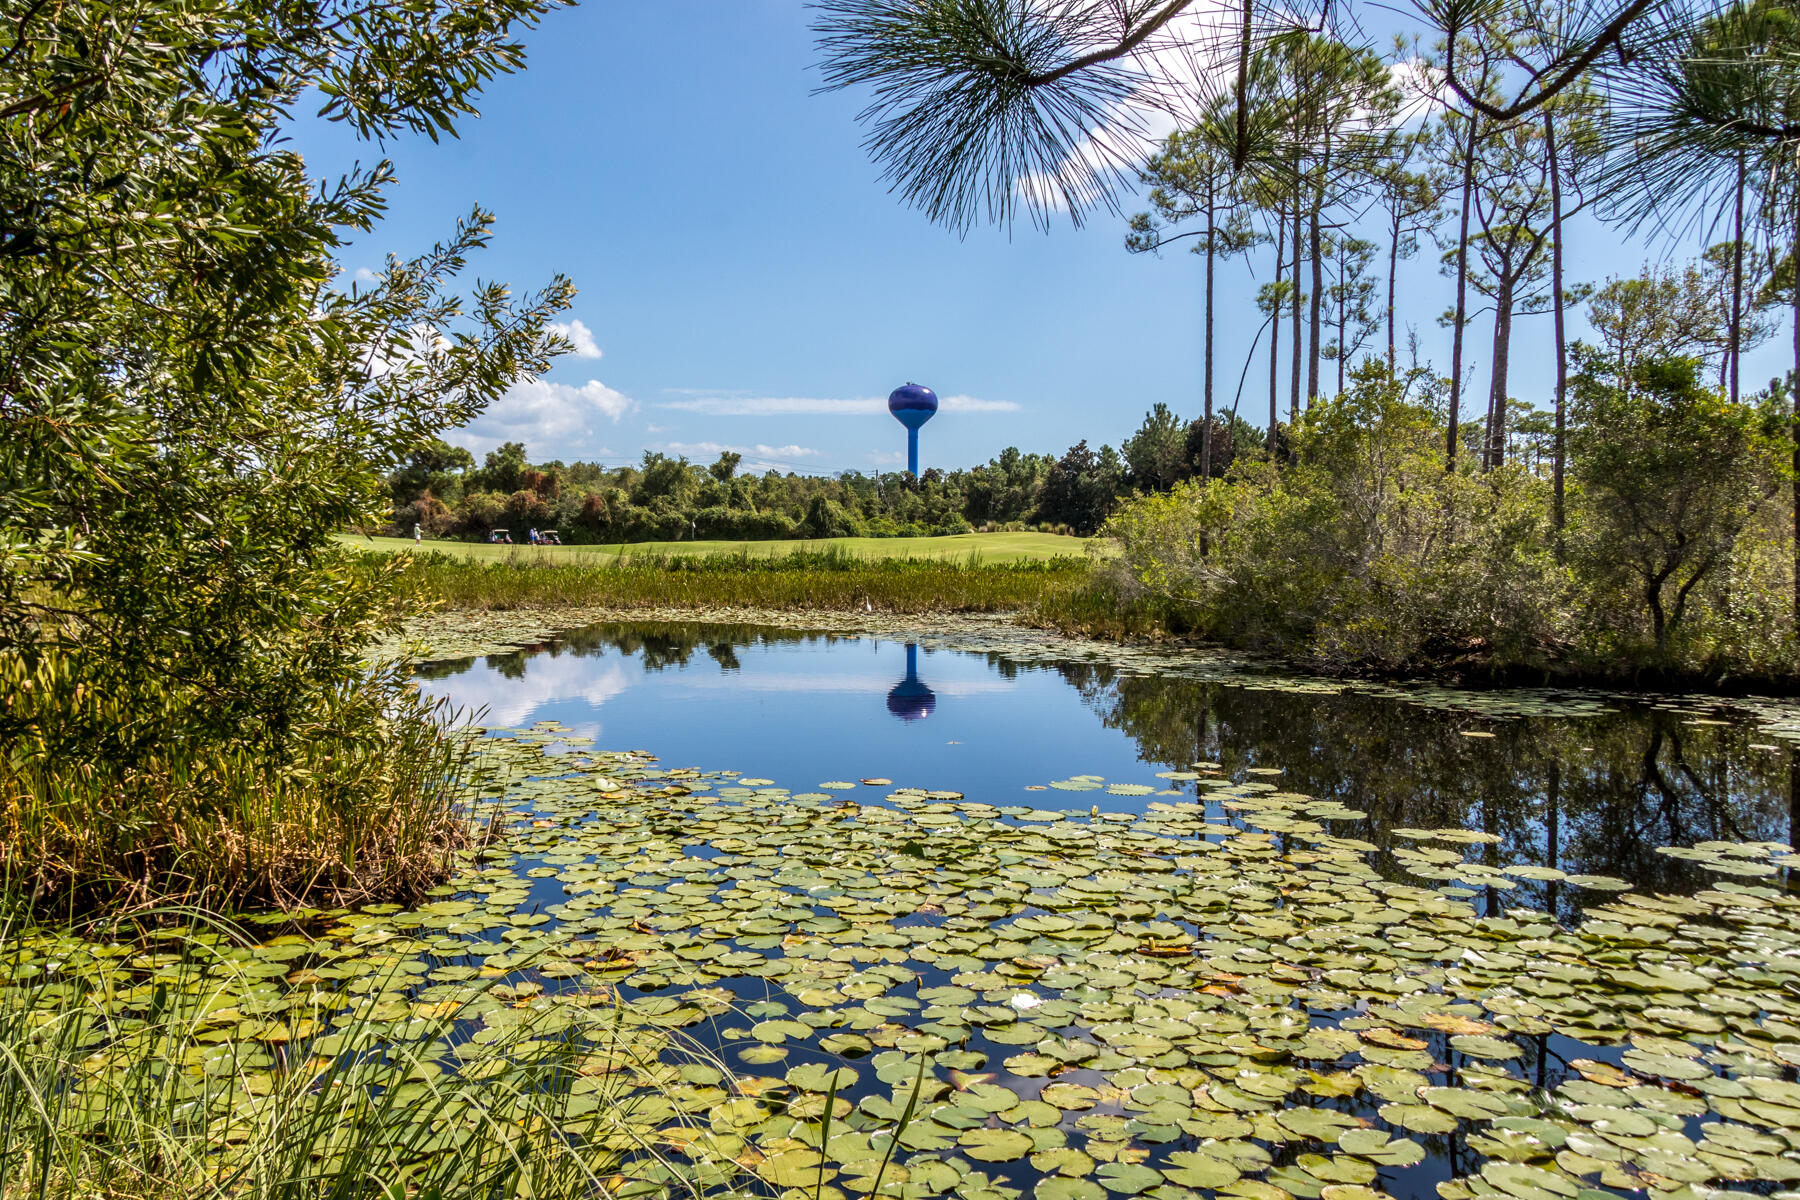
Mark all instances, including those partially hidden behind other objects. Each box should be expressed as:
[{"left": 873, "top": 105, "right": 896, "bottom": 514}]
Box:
[
  {"left": 0, "top": 1, "right": 576, "bottom": 907},
  {"left": 0, "top": 912, "right": 741, "bottom": 1200},
  {"left": 1103, "top": 360, "right": 1796, "bottom": 680}
]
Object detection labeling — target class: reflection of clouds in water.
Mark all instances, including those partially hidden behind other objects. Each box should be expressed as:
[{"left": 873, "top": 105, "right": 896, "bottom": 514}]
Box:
[
  {"left": 668, "top": 674, "right": 1015, "bottom": 696},
  {"left": 419, "top": 658, "right": 631, "bottom": 728}
]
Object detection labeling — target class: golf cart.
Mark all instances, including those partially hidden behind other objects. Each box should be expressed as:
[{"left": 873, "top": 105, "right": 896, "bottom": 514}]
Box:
[
  {"left": 488, "top": 529, "right": 512, "bottom": 545},
  {"left": 540, "top": 530, "right": 563, "bottom": 546}
]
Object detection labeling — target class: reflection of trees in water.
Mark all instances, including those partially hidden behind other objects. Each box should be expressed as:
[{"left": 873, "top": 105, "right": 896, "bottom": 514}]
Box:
[
  {"left": 485, "top": 622, "right": 848, "bottom": 676},
  {"left": 413, "top": 658, "right": 477, "bottom": 681},
  {"left": 1051, "top": 663, "right": 1788, "bottom": 918},
  {"left": 436, "top": 623, "right": 1791, "bottom": 912}
]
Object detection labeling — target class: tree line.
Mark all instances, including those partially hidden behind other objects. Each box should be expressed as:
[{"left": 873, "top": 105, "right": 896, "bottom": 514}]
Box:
[{"left": 387, "top": 414, "right": 1261, "bottom": 542}]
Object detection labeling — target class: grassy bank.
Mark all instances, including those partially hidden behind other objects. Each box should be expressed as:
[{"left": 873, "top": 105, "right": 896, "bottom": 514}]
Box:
[
  {"left": 383, "top": 541, "right": 1197, "bottom": 649},
  {"left": 350, "top": 530, "right": 1095, "bottom": 564},
  {"left": 1, "top": 651, "right": 474, "bottom": 915},
  {"left": 395, "top": 545, "right": 1099, "bottom": 616}
]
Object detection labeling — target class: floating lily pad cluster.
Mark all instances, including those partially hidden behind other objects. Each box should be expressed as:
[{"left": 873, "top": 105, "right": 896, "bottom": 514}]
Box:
[{"left": 9, "top": 724, "right": 1800, "bottom": 1200}]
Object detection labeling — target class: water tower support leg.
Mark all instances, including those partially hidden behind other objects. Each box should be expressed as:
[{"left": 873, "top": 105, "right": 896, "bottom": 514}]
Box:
[{"left": 908, "top": 428, "right": 919, "bottom": 477}]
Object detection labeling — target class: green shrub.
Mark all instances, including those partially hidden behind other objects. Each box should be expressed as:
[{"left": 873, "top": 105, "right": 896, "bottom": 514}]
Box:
[
  {"left": 1564, "top": 353, "right": 1792, "bottom": 668},
  {"left": 1105, "top": 363, "right": 1564, "bottom": 671},
  {"left": 1102, "top": 360, "right": 1797, "bottom": 680},
  {"left": 0, "top": 0, "right": 575, "bottom": 909}
]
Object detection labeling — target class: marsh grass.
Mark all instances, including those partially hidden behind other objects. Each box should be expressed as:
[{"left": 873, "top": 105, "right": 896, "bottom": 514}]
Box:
[
  {"left": 400, "top": 544, "right": 1094, "bottom": 615},
  {"left": 1022, "top": 571, "right": 1199, "bottom": 641},
  {"left": 0, "top": 913, "right": 750, "bottom": 1200},
  {"left": 393, "top": 544, "right": 1202, "bottom": 648},
  {"left": 1, "top": 654, "right": 476, "bottom": 914}
]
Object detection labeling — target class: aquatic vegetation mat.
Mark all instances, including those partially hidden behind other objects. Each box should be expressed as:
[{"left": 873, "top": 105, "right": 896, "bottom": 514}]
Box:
[{"left": 11, "top": 725, "right": 1800, "bottom": 1200}]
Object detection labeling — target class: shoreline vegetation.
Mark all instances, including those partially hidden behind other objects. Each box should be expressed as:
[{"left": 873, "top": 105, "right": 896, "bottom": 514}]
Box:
[
  {"left": 389, "top": 543, "right": 1107, "bottom": 619},
  {"left": 379, "top": 519, "right": 1800, "bottom": 692},
  {"left": 1, "top": 654, "right": 481, "bottom": 918}
]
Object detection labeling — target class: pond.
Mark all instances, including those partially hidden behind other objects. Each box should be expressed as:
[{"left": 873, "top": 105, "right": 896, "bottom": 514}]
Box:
[
  {"left": 386, "top": 619, "right": 1800, "bottom": 1200},
  {"left": 16, "top": 618, "right": 1800, "bottom": 1200},
  {"left": 418, "top": 620, "right": 1800, "bottom": 919}
]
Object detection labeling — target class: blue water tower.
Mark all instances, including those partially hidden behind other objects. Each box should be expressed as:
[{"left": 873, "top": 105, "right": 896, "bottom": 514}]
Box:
[{"left": 888, "top": 383, "right": 938, "bottom": 477}]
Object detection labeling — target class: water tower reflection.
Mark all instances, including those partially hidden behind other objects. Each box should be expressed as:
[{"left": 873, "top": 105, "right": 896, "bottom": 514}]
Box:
[{"left": 884, "top": 643, "right": 936, "bottom": 722}]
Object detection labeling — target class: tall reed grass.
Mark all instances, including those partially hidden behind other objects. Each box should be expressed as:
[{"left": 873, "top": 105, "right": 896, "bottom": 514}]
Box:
[
  {"left": 396, "top": 545, "right": 1198, "bottom": 645},
  {"left": 1, "top": 652, "right": 474, "bottom": 914},
  {"left": 0, "top": 912, "right": 747, "bottom": 1200},
  {"left": 400, "top": 544, "right": 1093, "bottom": 616}
]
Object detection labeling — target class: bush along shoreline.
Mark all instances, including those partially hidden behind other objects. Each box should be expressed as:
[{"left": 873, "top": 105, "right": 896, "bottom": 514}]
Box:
[
  {"left": 1, "top": 650, "right": 479, "bottom": 917},
  {"left": 1097, "top": 361, "right": 1800, "bottom": 689}
]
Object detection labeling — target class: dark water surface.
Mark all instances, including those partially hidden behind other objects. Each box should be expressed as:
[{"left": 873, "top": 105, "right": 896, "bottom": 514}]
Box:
[{"left": 417, "top": 620, "right": 1799, "bottom": 917}]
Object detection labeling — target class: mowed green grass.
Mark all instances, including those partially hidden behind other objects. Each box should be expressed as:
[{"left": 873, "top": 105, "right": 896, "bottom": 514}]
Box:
[{"left": 345, "top": 531, "right": 1097, "bottom": 564}]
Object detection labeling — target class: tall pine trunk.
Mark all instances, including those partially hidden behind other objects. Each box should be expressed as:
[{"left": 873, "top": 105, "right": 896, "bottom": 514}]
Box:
[
  {"left": 1387, "top": 206, "right": 1401, "bottom": 371},
  {"left": 1336, "top": 243, "right": 1348, "bottom": 395},
  {"left": 1791, "top": 171, "right": 1799, "bottom": 629},
  {"left": 1448, "top": 111, "right": 1478, "bottom": 470},
  {"left": 1269, "top": 212, "right": 1285, "bottom": 456},
  {"left": 1233, "top": 0, "right": 1251, "bottom": 169},
  {"left": 1546, "top": 110, "right": 1568, "bottom": 549},
  {"left": 1290, "top": 165, "right": 1303, "bottom": 424},
  {"left": 1487, "top": 270, "right": 1516, "bottom": 470},
  {"left": 1203, "top": 176, "right": 1216, "bottom": 478},
  {"left": 1731, "top": 154, "right": 1745, "bottom": 404},
  {"left": 1308, "top": 143, "right": 1327, "bottom": 408}
]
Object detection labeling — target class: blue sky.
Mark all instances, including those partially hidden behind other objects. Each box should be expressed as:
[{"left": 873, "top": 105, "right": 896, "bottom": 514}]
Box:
[{"left": 288, "top": 1, "right": 1788, "bottom": 476}]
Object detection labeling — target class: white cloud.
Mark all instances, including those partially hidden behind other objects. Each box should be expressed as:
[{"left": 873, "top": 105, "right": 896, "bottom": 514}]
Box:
[
  {"left": 660, "top": 394, "right": 1019, "bottom": 416},
  {"left": 663, "top": 396, "right": 881, "bottom": 416},
  {"left": 353, "top": 266, "right": 380, "bottom": 283},
  {"left": 662, "top": 440, "right": 818, "bottom": 457},
  {"left": 449, "top": 376, "right": 634, "bottom": 459},
  {"left": 1388, "top": 57, "right": 1444, "bottom": 125},
  {"left": 549, "top": 318, "right": 603, "bottom": 359}
]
